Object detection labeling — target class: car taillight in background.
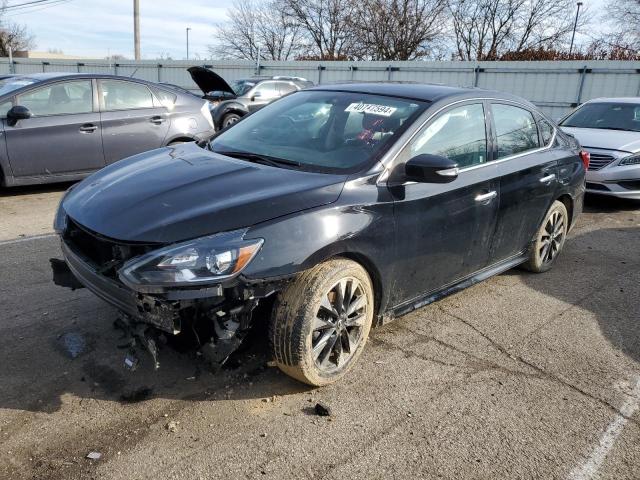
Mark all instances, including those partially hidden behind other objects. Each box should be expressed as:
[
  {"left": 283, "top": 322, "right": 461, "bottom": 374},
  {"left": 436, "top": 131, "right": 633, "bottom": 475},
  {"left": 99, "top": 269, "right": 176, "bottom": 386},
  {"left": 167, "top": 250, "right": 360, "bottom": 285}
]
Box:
[{"left": 579, "top": 150, "right": 590, "bottom": 170}]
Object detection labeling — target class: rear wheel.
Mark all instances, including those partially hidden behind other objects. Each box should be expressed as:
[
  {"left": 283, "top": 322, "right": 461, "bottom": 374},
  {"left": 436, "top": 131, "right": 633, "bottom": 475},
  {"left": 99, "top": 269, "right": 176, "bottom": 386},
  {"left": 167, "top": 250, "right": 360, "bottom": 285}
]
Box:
[
  {"left": 523, "top": 200, "right": 568, "bottom": 273},
  {"left": 222, "top": 113, "right": 242, "bottom": 129},
  {"left": 269, "top": 259, "right": 374, "bottom": 386}
]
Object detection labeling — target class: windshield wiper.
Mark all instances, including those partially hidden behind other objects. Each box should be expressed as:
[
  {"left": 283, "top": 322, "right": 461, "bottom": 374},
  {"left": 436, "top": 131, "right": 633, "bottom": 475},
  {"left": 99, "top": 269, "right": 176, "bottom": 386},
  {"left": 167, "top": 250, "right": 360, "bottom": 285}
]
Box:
[
  {"left": 602, "top": 127, "right": 638, "bottom": 132},
  {"left": 215, "top": 150, "right": 301, "bottom": 168},
  {"left": 566, "top": 126, "right": 638, "bottom": 132}
]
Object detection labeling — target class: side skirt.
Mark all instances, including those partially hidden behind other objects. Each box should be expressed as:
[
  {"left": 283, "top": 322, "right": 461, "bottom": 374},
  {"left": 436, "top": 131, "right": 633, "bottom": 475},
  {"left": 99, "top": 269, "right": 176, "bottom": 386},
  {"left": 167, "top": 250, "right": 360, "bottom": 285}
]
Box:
[{"left": 377, "top": 253, "right": 527, "bottom": 326}]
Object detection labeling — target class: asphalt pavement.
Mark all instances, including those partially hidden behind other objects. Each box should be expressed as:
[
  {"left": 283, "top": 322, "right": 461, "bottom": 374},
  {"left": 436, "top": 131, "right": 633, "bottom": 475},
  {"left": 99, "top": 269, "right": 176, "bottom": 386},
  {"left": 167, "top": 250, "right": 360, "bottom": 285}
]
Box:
[{"left": 0, "top": 186, "right": 639, "bottom": 480}]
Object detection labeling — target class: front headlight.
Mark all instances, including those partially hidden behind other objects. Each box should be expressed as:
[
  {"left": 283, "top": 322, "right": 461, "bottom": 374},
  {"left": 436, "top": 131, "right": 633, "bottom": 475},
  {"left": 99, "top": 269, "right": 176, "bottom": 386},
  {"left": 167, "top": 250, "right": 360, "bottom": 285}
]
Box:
[
  {"left": 118, "top": 229, "right": 263, "bottom": 290},
  {"left": 619, "top": 154, "right": 640, "bottom": 166}
]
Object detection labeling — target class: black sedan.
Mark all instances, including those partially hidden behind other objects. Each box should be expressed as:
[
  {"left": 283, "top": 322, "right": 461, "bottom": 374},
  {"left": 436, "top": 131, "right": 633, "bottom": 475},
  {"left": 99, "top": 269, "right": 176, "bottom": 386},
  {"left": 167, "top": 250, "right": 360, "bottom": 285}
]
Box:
[{"left": 52, "top": 83, "right": 587, "bottom": 386}]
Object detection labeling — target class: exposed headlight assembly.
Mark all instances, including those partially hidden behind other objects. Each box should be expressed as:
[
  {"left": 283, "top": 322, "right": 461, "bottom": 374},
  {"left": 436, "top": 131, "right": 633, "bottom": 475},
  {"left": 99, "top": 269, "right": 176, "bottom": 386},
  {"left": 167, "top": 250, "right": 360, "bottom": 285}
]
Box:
[
  {"left": 619, "top": 154, "right": 640, "bottom": 166},
  {"left": 119, "top": 229, "right": 263, "bottom": 290}
]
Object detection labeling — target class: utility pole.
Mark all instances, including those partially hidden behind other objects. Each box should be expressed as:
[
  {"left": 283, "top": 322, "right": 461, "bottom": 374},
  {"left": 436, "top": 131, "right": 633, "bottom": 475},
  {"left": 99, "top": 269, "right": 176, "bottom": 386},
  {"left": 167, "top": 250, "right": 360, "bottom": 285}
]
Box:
[
  {"left": 186, "top": 27, "right": 191, "bottom": 60},
  {"left": 134, "top": 0, "right": 141, "bottom": 60},
  {"left": 569, "top": 2, "right": 583, "bottom": 55}
]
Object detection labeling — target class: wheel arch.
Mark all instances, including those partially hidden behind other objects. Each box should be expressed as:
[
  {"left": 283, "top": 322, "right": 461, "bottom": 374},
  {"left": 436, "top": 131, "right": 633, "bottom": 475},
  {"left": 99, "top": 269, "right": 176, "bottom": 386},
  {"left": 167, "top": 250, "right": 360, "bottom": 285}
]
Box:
[
  {"left": 296, "top": 244, "right": 385, "bottom": 320},
  {"left": 555, "top": 193, "right": 574, "bottom": 227},
  {"left": 165, "top": 135, "right": 196, "bottom": 145}
]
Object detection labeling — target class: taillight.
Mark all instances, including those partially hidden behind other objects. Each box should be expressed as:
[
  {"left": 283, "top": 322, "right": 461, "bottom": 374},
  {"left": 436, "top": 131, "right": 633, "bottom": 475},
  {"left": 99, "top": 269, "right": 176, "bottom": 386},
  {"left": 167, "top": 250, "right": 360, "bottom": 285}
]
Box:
[{"left": 579, "top": 150, "right": 590, "bottom": 170}]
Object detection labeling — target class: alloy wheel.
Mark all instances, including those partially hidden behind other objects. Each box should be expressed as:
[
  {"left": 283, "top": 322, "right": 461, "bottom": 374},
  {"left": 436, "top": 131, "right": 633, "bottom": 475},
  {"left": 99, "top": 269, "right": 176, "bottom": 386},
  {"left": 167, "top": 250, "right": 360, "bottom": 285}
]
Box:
[
  {"left": 312, "top": 277, "right": 368, "bottom": 373},
  {"left": 539, "top": 209, "right": 565, "bottom": 264}
]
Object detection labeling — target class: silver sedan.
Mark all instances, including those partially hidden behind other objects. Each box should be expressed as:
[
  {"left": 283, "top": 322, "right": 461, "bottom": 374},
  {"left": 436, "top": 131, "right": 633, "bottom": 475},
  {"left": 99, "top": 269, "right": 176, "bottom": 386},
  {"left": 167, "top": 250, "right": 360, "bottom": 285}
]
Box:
[{"left": 560, "top": 97, "right": 640, "bottom": 200}]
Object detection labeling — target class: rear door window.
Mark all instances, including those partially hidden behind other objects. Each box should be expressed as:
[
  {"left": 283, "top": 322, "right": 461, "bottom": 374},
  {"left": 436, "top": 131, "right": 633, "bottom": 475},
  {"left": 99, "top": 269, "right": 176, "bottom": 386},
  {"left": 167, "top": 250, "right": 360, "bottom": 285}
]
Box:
[
  {"left": 152, "top": 88, "right": 177, "bottom": 108},
  {"left": 410, "top": 103, "right": 487, "bottom": 168},
  {"left": 100, "top": 80, "right": 154, "bottom": 111},
  {"left": 16, "top": 80, "right": 93, "bottom": 116},
  {"left": 492, "top": 104, "right": 540, "bottom": 159},
  {"left": 253, "top": 82, "right": 279, "bottom": 100},
  {"left": 278, "top": 82, "right": 297, "bottom": 95}
]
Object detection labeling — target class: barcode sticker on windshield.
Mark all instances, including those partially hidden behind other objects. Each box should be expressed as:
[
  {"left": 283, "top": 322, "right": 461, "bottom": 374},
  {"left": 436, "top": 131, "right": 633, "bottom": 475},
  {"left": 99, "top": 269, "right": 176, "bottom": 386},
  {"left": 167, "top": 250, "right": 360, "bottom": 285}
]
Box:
[{"left": 345, "top": 103, "right": 397, "bottom": 117}]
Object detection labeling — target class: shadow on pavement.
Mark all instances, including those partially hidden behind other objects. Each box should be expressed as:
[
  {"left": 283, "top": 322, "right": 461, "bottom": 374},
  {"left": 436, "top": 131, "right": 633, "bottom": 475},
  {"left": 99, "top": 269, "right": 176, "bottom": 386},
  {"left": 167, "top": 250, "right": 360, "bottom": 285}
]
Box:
[{"left": 0, "top": 181, "right": 76, "bottom": 198}]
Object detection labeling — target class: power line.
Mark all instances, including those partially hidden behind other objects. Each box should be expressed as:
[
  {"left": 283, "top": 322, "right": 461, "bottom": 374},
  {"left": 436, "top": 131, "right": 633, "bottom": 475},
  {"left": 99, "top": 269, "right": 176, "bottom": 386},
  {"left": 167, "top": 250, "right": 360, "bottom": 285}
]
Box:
[
  {"left": 4, "top": 0, "right": 65, "bottom": 9},
  {"left": 3, "top": 0, "right": 74, "bottom": 15}
]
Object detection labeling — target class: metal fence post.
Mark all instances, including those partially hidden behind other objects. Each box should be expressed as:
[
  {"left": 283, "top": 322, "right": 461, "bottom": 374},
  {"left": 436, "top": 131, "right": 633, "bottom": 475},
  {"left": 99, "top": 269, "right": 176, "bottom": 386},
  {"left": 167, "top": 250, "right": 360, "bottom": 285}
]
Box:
[
  {"left": 386, "top": 65, "right": 399, "bottom": 81},
  {"left": 350, "top": 65, "right": 357, "bottom": 81},
  {"left": 636, "top": 69, "right": 640, "bottom": 96},
  {"left": 158, "top": 64, "right": 162, "bottom": 83},
  {"left": 114, "top": 63, "right": 118, "bottom": 76},
  {"left": 575, "top": 65, "right": 590, "bottom": 106},
  {"left": 317, "top": 64, "right": 325, "bottom": 84},
  {"left": 473, "top": 66, "right": 483, "bottom": 87}
]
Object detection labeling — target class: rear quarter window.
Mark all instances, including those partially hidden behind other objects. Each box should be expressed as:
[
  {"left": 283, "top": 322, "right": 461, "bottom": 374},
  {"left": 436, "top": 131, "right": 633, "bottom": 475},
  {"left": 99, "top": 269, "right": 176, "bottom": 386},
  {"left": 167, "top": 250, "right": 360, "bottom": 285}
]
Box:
[{"left": 538, "top": 118, "right": 555, "bottom": 146}]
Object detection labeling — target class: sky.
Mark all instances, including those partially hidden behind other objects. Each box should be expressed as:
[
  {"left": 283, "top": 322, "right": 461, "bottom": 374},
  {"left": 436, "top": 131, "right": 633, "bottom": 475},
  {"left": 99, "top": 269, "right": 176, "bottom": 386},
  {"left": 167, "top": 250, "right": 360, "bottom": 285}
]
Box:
[
  {"left": 3, "top": 0, "right": 234, "bottom": 59},
  {"left": 3, "top": 0, "right": 609, "bottom": 60}
]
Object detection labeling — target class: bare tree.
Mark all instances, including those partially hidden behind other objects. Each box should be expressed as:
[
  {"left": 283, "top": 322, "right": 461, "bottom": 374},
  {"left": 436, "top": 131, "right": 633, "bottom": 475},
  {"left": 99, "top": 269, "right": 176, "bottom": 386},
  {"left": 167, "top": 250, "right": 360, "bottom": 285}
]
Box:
[
  {"left": 448, "top": 0, "right": 588, "bottom": 60},
  {"left": 210, "top": 0, "right": 304, "bottom": 60},
  {"left": 350, "top": 0, "right": 448, "bottom": 60},
  {"left": 602, "top": 0, "right": 640, "bottom": 51},
  {"left": 282, "top": 0, "right": 357, "bottom": 60},
  {"left": 0, "top": 0, "right": 35, "bottom": 57}
]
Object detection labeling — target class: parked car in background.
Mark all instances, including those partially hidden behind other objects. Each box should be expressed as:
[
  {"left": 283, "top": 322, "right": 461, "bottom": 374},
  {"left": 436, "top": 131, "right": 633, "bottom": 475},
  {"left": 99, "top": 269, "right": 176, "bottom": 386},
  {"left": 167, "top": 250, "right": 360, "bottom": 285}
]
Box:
[
  {"left": 0, "top": 73, "right": 215, "bottom": 187},
  {"left": 52, "top": 83, "right": 586, "bottom": 386},
  {"left": 560, "top": 97, "right": 640, "bottom": 200},
  {"left": 188, "top": 66, "right": 313, "bottom": 130}
]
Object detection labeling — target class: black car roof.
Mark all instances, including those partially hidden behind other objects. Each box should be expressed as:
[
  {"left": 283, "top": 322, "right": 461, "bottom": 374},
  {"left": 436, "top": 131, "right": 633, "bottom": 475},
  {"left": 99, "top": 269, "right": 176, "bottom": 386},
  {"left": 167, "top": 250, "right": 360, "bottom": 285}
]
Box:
[{"left": 307, "top": 82, "right": 529, "bottom": 105}]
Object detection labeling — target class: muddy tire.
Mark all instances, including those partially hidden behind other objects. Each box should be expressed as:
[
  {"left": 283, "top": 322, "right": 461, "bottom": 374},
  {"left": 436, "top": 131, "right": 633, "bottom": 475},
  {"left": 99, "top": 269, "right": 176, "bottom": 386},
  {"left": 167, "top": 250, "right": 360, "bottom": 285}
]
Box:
[
  {"left": 222, "top": 113, "right": 242, "bottom": 129},
  {"left": 269, "top": 258, "right": 374, "bottom": 386},
  {"left": 523, "top": 200, "right": 569, "bottom": 273}
]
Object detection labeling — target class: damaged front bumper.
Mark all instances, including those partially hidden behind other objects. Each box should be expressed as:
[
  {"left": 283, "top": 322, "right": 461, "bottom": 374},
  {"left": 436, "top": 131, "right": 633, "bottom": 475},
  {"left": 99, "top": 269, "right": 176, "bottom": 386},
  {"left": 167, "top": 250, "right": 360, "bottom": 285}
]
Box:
[{"left": 52, "top": 237, "right": 286, "bottom": 370}]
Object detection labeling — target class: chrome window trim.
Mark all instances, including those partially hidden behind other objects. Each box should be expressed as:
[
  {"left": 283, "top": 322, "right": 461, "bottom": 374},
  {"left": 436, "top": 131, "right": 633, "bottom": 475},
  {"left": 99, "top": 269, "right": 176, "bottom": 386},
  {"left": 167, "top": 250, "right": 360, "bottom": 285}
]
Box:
[{"left": 379, "top": 96, "right": 556, "bottom": 184}]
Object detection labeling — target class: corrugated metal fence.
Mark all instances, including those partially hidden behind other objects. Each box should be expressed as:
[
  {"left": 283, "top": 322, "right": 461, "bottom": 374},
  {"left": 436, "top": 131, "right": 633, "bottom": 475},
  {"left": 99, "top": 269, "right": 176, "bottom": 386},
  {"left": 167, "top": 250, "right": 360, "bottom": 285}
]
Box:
[{"left": 1, "top": 58, "right": 639, "bottom": 118}]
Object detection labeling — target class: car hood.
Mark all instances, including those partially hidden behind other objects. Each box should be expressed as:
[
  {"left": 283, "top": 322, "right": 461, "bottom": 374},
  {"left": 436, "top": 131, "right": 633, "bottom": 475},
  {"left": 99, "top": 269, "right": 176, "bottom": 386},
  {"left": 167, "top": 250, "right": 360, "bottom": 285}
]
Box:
[
  {"left": 188, "top": 66, "right": 236, "bottom": 96},
  {"left": 561, "top": 126, "right": 640, "bottom": 153},
  {"left": 62, "top": 143, "right": 347, "bottom": 244}
]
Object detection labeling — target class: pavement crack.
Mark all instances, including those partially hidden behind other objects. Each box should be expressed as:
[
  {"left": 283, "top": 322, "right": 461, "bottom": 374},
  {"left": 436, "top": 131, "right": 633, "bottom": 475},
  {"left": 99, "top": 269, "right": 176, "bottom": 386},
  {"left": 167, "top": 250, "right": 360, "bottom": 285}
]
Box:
[{"left": 440, "top": 307, "right": 640, "bottom": 428}]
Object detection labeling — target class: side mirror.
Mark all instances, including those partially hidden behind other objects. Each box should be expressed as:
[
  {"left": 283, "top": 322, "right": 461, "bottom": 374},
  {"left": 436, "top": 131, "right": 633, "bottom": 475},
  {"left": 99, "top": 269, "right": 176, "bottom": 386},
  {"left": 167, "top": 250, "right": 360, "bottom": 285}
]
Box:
[
  {"left": 251, "top": 91, "right": 261, "bottom": 101},
  {"left": 405, "top": 154, "right": 459, "bottom": 183},
  {"left": 7, "top": 105, "right": 32, "bottom": 126}
]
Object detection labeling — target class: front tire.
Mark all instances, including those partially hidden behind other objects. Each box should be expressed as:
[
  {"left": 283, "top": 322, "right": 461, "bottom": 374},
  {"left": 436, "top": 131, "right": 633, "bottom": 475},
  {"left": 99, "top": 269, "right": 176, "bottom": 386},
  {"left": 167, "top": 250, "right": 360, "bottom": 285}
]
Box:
[
  {"left": 222, "top": 113, "right": 242, "bottom": 129},
  {"left": 523, "top": 200, "right": 569, "bottom": 273},
  {"left": 269, "top": 259, "right": 374, "bottom": 386}
]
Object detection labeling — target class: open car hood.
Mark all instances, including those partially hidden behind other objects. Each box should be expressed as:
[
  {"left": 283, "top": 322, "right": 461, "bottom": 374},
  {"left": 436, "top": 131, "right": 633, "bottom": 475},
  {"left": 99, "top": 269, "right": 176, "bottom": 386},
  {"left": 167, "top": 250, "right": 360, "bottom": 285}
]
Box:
[
  {"left": 62, "top": 143, "right": 347, "bottom": 244},
  {"left": 188, "top": 66, "right": 236, "bottom": 97}
]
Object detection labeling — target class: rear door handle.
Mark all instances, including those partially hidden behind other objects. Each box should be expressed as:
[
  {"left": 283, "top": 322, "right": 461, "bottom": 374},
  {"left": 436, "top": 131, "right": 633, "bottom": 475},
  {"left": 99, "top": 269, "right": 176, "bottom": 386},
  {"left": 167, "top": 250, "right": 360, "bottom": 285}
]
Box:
[
  {"left": 539, "top": 174, "right": 556, "bottom": 183},
  {"left": 475, "top": 191, "right": 497, "bottom": 203},
  {"left": 79, "top": 124, "right": 97, "bottom": 133},
  {"left": 150, "top": 116, "right": 164, "bottom": 125}
]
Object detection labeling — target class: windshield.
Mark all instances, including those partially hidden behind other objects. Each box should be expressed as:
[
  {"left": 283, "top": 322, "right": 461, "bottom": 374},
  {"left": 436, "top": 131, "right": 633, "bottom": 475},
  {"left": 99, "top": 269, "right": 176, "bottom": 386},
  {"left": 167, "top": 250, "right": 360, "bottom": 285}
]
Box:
[
  {"left": 210, "top": 90, "right": 427, "bottom": 173},
  {"left": 0, "top": 77, "right": 40, "bottom": 97},
  {"left": 231, "top": 80, "right": 255, "bottom": 96},
  {"left": 561, "top": 102, "right": 640, "bottom": 132}
]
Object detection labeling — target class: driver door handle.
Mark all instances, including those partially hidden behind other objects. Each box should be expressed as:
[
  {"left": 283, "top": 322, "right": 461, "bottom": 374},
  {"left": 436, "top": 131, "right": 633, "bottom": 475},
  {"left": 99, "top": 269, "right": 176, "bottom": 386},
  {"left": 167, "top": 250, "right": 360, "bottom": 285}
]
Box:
[
  {"left": 150, "top": 116, "right": 164, "bottom": 125},
  {"left": 79, "top": 124, "right": 97, "bottom": 133},
  {"left": 475, "top": 191, "right": 497, "bottom": 203}
]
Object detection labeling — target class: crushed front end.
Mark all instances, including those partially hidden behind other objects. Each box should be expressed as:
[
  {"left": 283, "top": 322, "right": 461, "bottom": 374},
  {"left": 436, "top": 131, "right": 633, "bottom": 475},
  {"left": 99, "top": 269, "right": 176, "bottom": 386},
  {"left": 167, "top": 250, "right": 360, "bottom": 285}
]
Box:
[{"left": 52, "top": 216, "right": 281, "bottom": 371}]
